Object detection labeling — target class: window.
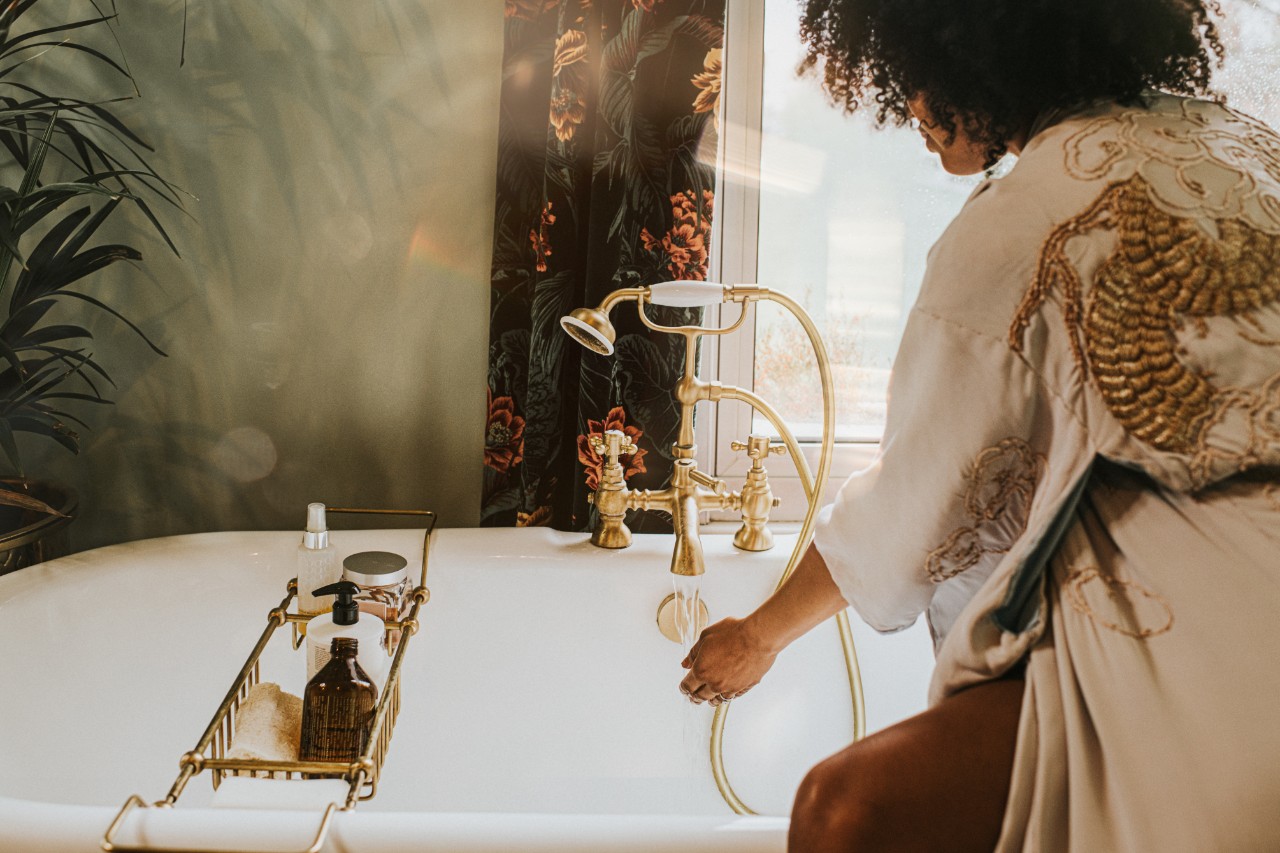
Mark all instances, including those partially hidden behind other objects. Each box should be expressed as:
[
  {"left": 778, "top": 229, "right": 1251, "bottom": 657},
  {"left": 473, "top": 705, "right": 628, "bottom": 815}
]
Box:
[{"left": 703, "top": 0, "right": 1280, "bottom": 518}]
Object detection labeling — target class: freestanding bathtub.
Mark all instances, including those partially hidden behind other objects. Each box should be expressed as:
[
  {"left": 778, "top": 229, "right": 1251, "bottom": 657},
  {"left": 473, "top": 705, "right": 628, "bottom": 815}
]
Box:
[{"left": 0, "top": 527, "right": 934, "bottom": 852}]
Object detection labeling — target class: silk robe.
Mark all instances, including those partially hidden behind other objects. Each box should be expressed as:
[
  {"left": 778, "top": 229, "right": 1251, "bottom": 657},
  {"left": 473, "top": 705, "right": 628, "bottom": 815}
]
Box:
[{"left": 814, "top": 93, "right": 1280, "bottom": 850}]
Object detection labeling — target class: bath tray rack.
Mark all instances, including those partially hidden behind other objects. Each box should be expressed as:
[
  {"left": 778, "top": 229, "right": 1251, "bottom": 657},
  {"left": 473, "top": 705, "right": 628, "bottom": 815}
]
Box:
[{"left": 102, "top": 507, "right": 437, "bottom": 853}]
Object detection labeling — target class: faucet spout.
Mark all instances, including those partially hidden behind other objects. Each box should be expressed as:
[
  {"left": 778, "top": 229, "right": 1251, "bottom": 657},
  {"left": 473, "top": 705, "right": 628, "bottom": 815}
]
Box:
[{"left": 670, "top": 493, "right": 705, "bottom": 577}]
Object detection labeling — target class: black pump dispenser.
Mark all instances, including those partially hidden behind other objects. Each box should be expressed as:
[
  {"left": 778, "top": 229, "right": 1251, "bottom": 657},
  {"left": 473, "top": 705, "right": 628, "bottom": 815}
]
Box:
[{"left": 312, "top": 580, "right": 361, "bottom": 626}]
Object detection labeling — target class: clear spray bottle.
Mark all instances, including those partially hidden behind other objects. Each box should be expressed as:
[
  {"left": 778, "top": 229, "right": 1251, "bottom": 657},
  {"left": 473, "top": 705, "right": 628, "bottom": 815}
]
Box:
[{"left": 296, "top": 503, "right": 339, "bottom": 617}]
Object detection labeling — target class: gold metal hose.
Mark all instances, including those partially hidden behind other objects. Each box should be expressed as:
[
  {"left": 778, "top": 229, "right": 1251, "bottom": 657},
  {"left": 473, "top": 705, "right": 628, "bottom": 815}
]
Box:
[{"left": 708, "top": 290, "right": 867, "bottom": 815}]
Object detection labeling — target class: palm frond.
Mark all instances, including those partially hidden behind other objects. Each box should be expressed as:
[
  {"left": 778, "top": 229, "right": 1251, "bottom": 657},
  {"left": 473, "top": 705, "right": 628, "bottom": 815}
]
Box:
[
  {"left": 0, "top": 0, "right": 177, "bottom": 472},
  {"left": 0, "top": 15, "right": 118, "bottom": 64}
]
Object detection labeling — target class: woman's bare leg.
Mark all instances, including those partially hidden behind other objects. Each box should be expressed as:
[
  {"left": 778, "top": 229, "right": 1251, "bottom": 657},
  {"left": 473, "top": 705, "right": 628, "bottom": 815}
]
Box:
[{"left": 789, "top": 676, "right": 1024, "bottom": 853}]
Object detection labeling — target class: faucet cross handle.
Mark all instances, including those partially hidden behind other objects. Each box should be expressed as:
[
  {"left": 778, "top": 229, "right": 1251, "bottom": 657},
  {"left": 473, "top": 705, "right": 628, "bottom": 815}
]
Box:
[
  {"left": 590, "top": 428, "right": 637, "bottom": 461},
  {"left": 732, "top": 434, "right": 782, "bottom": 553},
  {"left": 731, "top": 434, "right": 786, "bottom": 466},
  {"left": 588, "top": 428, "right": 635, "bottom": 551}
]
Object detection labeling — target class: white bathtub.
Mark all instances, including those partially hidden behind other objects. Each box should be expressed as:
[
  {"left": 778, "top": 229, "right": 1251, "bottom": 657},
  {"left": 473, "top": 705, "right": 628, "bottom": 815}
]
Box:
[{"left": 0, "top": 527, "right": 934, "bottom": 852}]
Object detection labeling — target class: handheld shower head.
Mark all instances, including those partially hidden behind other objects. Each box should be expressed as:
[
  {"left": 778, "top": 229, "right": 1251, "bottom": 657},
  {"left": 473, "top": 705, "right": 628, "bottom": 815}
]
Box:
[
  {"left": 560, "top": 307, "right": 617, "bottom": 355},
  {"left": 560, "top": 281, "right": 736, "bottom": 356}
]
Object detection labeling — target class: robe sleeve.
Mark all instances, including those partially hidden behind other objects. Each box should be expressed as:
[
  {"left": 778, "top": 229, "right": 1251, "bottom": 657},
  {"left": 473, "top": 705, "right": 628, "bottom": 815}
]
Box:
[{"left": 814, "top": 304, "right": 1067, "bottom": 637}]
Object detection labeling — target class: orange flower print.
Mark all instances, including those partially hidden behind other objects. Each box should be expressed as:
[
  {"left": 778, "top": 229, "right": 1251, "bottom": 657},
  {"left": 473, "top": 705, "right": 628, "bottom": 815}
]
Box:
[
  {"left": 674, "top": 188, "right": 714, "bottom": 227},
  {"left": 577, "top": 406, "right": 648, "bottom": 491},
  {"left": 553, "top": 29, "right": 588, "bottom": 77},
  {"left": 691, "top": 48, "right": 722, "bottom": 132},
  {"left": 485, "top": 392, "right": 526, "bottom": 473},
  {"left": 550, "top": 30, "right": 589, "bottom": 142},
  {"left": 529, "top": 201, "right": 556, "bottom": 272},
  {"left": 642, "top": 190, "right": 715, "bottom": 281},
  {"left": 550, "top": 91, "right": 587, "bottom": 143},
  {"left": 661, "top": 221, "right": 705, "bottom": 280},
  {"left": 505, "top": 0, "right": 557, "bottom": 20}
]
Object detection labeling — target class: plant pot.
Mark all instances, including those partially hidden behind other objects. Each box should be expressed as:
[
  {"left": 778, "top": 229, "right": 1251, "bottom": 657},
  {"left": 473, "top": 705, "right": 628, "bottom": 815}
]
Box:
[{"left": 0, "top": 480, "right": 77, "bottom": 576}]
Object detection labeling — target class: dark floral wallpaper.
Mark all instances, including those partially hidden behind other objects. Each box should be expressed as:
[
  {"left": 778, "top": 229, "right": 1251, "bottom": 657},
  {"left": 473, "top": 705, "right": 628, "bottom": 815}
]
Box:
[{"left": 484, "top": 0, "right": 725, "bottom": 531}]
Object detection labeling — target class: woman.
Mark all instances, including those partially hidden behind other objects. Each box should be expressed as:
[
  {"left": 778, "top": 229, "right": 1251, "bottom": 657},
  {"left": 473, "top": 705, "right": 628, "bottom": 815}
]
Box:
[{"left": 679, "top": 1, "right": 1280, "bottom": 850}]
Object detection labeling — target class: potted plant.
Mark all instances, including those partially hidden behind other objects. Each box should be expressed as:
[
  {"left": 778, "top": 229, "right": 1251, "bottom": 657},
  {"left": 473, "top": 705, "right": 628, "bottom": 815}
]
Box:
[{"left": 0, "top": 1, "right": 180, "bottom": 571}]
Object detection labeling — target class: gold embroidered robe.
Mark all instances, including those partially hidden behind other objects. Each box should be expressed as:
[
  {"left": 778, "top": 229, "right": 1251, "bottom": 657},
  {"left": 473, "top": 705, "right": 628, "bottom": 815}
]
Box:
[{"left": 813, "top": 94, "right": 1280, "bottom": 850}]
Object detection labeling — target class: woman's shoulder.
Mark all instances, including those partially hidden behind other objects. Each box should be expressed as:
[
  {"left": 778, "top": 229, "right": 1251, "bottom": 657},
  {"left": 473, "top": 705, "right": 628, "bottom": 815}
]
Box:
[
  {"left": 910, "top": 169, "right": 1066, "bottom": 342},
  {"left": 916, "top": 92, "right": 1280, "bottom": 341},
  {"left": 1019, "top": 93, "right": 1280, "bottom": 233}
]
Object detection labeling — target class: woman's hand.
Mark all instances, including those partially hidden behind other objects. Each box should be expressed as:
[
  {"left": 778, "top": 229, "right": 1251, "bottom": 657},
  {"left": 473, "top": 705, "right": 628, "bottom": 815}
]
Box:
[
  {"left": 678, "top": 544, "right": 849, "bottom": 706},
  {"left": 679, "top": 616, "right": 779, "bottom": 706}
]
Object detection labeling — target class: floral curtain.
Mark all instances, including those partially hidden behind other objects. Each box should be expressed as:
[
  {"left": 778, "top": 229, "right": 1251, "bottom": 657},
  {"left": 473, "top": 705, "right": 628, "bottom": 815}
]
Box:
[{"left": 484, "top": 0, "right": 725, "bottom": 531}]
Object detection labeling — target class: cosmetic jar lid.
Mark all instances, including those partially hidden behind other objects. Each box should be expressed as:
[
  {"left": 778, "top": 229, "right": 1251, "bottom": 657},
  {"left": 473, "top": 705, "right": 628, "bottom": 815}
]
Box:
[{"left": 343, "top": 550, "right": 409, "bottom": 587}]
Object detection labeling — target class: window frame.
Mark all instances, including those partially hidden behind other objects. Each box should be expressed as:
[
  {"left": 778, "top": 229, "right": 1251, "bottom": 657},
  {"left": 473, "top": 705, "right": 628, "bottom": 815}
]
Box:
[{"left": 701, "top": 0, "right": 879, "bottom": 521}]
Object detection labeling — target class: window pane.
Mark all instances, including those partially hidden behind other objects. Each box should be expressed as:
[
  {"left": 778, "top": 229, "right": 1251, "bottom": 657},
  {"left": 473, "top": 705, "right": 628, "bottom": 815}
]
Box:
[
  {"left": 1216, "top": 0, "right": 1280, "bottom": 127},
  {"left": 752, "top": 0, "right": 977, "bottom": 442}
]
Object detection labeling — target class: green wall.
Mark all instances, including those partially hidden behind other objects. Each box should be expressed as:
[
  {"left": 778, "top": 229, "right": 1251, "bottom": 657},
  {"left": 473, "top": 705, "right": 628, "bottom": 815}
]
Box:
[{"left": 22, "top": 2, "right": 503, "bottom": 549}]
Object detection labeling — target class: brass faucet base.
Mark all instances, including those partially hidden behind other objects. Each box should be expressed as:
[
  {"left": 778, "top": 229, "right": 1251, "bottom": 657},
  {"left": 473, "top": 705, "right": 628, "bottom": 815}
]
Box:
[
  {"left": 588, "top": 431, "right": 638, "bottom": 549},
  {"left": 733, "top": 525, "right": 774, "bottom": 552},
  {"left": 591, "top": 523, "right": 632, "bottom": 549},
  {"left": 656, "top": 592, "right": 710, "bottom": 644}
]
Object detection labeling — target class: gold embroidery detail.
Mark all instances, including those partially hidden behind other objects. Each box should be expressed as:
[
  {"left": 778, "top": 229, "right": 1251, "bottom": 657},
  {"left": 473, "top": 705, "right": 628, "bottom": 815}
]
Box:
[
  {"left": 1265, "top": 483, "right": 1280, "bottom": 513},
  {"left": 1239, "top": 329, "right": 1280, "bottom": 348},
  {"left": 926, "top": 438, "right": 1045, "bottom": 583},
  {"left": 1062, "top": 98, "right": 1280, "bottom": 233},
  {"left": 1187, "top": 371, "right": 1280, "bottom": 485},
  {"left": 1011, "top": 176, "right": 1280, "bottom": 468},
  {"left": 926, "top": 528, "right": 986, "bottom": 582},
  {"left": 965, "top": 438, "right": 1043, "bottom": 522},
  {"left": 1064, "top": 566, "right": 1174, "bottom": 640}
]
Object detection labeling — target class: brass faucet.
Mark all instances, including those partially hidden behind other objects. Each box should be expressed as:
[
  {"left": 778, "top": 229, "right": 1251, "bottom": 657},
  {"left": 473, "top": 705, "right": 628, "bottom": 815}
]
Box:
[
  {"left": 586, "top": 429, "right": 637, "bottom": 550},
  {"left": 566, "top": 282, "right": 791, "bottom": 574},
  {"left": 561, "top": 280, "right": 867, "bottom": 818},
  {"left": 590, "top": 427, "right": 785, "bottom": 572}
]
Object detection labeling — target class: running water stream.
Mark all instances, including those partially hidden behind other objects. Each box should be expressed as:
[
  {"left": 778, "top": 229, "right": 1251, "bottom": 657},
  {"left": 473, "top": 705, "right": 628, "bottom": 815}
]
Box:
[
  {"left": 672, "top": 573, "right": 708, "bottom": 786},
  {"left": 671, "top": 574, "right": 704, "bottom": 656}
]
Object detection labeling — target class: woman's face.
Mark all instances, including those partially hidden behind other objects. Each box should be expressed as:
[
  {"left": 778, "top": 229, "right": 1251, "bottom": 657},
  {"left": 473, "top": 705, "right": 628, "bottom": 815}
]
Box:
[{"left": 907, "top": 95, "right": 994, "bottom": 176}]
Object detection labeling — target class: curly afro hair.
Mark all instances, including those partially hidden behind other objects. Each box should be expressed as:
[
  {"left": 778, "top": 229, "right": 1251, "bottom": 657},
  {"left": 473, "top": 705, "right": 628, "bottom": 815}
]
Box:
[{"left": 798, "top": 0, "right": 1225, "bottom": 166}]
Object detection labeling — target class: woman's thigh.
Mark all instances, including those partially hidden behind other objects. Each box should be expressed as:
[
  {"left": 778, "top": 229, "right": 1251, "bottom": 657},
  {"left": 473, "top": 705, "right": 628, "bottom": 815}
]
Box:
[{"left": 789, "top": 676, "right": 1025, "bottom": 853}]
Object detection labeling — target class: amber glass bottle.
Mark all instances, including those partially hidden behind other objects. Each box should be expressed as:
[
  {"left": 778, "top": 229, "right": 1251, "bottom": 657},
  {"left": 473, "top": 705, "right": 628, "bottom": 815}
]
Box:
[{"left": 299, "top": 637, "right": 378, "bottom": 763}]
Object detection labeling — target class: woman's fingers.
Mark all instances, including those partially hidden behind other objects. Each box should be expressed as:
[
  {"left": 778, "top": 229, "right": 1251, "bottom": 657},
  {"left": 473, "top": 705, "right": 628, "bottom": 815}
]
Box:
[
  {"left": 697, "top": 685, "right": 755, "bottom": 703},
  {"left": 678, "top": 617, "right": 773, "bottom": 703},
  {"left": 688, "top": 683, "right": 720, "bottom": 705},
  {"left": 680, "top": 676, "right": 755, "bottom": 705},
  {"left": 679, "top": 673, "right": 705, "bottom": 703}
]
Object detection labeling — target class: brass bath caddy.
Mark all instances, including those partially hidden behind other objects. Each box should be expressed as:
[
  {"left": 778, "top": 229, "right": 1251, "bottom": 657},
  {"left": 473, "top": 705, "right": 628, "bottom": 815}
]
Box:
[{"left": 102, "top": 508, "right": 437, "bottom": 853}]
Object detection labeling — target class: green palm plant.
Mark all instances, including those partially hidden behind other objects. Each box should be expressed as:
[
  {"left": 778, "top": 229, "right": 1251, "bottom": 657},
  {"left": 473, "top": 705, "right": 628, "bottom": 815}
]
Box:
[{"left": 0, "top": 0, "right": 181, "bottom": 517}]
